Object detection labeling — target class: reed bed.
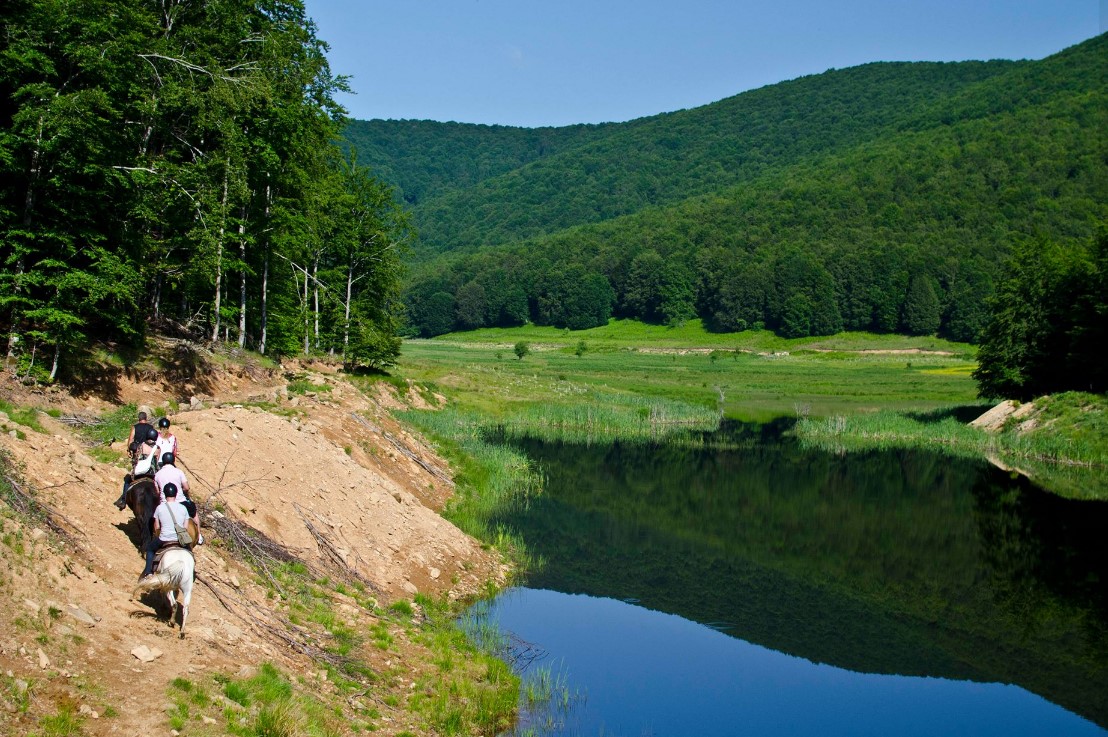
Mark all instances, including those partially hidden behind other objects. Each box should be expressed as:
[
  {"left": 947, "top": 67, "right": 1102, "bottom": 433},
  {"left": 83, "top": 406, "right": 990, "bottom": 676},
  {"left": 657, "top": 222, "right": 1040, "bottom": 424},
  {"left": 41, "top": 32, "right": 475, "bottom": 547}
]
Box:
[
  {"left": 493, "top": 391, "right": 720, "bottom": 445},
  {"left": 398, "top": 407, "right": 543, "bottom": 558}
]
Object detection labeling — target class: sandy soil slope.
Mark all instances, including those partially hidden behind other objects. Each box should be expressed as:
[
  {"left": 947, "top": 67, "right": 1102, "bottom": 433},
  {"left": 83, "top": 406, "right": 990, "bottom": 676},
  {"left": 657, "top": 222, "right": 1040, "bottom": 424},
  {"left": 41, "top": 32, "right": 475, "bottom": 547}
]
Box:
[{"left": 0, "top": 351, "right": 506, "bottom": 736}]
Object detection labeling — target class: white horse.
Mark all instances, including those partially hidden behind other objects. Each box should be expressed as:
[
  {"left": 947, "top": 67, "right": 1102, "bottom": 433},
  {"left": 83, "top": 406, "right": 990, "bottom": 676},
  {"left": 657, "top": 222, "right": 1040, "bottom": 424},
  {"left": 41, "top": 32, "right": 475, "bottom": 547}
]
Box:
[{"left": 132, "top": 548, "right": 195, "bottom": 638}]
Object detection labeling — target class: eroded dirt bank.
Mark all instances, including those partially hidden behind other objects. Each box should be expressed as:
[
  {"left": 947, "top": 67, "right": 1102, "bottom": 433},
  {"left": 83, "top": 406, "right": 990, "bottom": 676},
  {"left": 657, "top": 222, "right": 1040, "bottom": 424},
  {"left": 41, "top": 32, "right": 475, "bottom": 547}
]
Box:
[{"left": 0, "top": 349, "right": 507, "bottom": 736}]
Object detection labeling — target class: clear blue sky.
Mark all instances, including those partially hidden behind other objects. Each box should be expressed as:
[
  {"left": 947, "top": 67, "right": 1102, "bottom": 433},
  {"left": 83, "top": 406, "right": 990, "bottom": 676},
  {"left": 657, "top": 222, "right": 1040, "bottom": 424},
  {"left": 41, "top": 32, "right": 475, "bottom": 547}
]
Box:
[{"left": 302, "top": 1, "right": 1105, "bottom": 128}]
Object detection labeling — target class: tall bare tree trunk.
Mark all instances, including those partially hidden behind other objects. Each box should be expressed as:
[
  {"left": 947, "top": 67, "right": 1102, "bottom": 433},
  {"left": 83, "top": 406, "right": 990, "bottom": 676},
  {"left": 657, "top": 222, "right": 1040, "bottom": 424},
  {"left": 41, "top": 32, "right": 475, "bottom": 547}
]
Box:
[
  {"left": 260, "top": 184, "right": 271, "bottom": 354},
  {"left": 48, "top": 342, "right": 59, "bottom": 382},
  {"left": 237, "top": 212, "right": 247, "bottom": 349},
  {"left": 312, "top": 256, "right": 320, "bottom": 349},
  {"left": 302, "top": 255, "right": 310, "bottom": 355},
  {"left": 343, "top": 263, "right": 353, "bottom": 363},
  {"left": 260, "top": 251, "right": 269, "bottom": 354},
  {"left": 211, "top": 169, "right": 229, "bottom": 343}
]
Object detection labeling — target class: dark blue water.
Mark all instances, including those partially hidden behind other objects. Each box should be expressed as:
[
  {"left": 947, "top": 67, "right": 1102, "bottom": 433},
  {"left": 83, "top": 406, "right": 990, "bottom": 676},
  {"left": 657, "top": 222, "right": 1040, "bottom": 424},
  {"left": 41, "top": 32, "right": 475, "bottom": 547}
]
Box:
[
  {"left": 476, "top": 422, "right": 1108, "bottom": 736},
  {"left": 485, "top": 588, "right": 1103, "bottom": 736}
]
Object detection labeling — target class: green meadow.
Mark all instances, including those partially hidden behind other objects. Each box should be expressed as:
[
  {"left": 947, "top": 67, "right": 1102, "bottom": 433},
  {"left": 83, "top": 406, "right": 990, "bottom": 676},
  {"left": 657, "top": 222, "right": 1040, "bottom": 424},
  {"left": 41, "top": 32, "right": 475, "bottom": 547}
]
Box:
[
  {"left": 389, "top": 326, "right": 983, "bottom": 550},
  {"left": 398, "top": 321, "right": 980, "bottom": 423},
  {"left": 392, "top": 324, "right": 1104, "bottom": 501}
]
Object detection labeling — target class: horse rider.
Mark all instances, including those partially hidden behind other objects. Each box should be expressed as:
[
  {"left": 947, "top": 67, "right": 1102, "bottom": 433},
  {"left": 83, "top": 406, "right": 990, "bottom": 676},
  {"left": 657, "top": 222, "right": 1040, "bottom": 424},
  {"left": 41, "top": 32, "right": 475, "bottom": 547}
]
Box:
[
  {"left": 153, "top": 452, "right": 202, "bottom": 544},
  {"left": 154, "top": 417, "right": 179, "bottom": 462},
  {"left": 141, "top": 481, "right": 190, "bottom": 578},
  {"left": 126, "top": 410, "right": 151, "bottom": 462},
  {"left": 114, "top": 425, "right": 160, "bottom": 511},
  {"left": 154, "top": 452, "right": 189, "bottom": 505}
]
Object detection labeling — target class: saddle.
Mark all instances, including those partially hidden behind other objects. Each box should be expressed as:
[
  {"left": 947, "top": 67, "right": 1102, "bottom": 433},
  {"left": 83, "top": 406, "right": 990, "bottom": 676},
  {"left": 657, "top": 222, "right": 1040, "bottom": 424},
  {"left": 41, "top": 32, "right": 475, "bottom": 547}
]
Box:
[{"left": 151, "top": 542, "right": 184, "bottom": 573}]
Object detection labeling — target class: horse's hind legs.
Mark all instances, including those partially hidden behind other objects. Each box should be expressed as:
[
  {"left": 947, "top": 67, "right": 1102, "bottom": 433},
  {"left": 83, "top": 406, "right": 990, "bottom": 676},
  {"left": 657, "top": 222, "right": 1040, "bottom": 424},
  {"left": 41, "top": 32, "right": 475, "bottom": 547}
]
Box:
[{"left": 179, "top": 604, "right": 189, "bottom": 639}]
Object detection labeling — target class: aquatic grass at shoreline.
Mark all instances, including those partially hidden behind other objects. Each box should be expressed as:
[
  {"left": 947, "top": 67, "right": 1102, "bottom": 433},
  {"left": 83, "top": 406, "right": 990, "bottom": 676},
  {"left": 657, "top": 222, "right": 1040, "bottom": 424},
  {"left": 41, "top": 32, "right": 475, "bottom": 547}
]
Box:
[
  {"left": 492, "top": 390, "right": 721, "bottom": 445},
  {"left": 794, "top": 394, "right": 1108, "bottom": 500},
  {"left": 397, "top": 407, "right": 543, "bottom": 568}
]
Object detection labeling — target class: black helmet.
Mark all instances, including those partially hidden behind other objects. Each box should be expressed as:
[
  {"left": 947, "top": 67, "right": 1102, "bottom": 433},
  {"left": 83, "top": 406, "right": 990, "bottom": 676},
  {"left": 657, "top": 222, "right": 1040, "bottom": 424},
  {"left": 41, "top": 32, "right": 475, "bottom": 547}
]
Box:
[
  {"left": 157, "top": 417, "right": 170, "bottom": 429},
  {"left": 145, "top": 426, "right": 159, "bottom": 443},
  {"left": 163, "top": 482, "right": 178, "bottom": 498},
  {"left": 161, "top": 452, "right": 175, "bottom": 466}
]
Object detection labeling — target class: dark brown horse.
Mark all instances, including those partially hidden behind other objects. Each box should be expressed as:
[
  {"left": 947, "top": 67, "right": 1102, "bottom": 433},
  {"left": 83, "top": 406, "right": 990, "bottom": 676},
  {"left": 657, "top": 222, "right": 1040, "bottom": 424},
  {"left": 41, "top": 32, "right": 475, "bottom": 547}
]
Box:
[{"left": 125, "top": 477, "right": 158, "bottom": 552}]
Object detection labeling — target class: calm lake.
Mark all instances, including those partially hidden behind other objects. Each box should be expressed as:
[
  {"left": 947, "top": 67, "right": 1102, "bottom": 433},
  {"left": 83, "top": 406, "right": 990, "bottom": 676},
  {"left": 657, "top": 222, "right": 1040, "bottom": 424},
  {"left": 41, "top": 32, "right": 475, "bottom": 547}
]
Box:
[{"left": 474, "top": 421, "right": 1108, "bottom": 736}]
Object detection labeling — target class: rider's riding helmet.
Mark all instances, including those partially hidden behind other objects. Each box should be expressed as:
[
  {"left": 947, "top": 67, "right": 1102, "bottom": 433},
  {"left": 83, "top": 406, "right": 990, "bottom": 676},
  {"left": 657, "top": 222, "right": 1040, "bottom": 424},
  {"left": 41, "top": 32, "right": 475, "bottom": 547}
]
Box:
[
  {"left": 163, "top": 482, "right": 179, "bottom": 498},
  {"left": 145, "top": 426, "right": 160, "bottom": 443},
  {"left": 157, "top": 417, "right": 171, "bottom": 429},
  {"left": 161, "top": 452, "right": 175, "bottom": 466}
]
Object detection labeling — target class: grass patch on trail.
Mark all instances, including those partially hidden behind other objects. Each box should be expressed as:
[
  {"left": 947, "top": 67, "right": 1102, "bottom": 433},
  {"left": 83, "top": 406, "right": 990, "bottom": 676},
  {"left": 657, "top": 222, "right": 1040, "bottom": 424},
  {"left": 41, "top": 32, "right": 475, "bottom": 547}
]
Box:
[
  {"left": 165, "top": 664, "right": 346, "bottom": 737},
  {"left": 286, "top": 377, "right": 333, "bottom": 395},
  {"left": 72, "top": 404, "right": 138, "bottom": 467},
  {"left": 794, "top": 392, "right": 1108, "bottom": 500},
  {"left": 76, "top": 404, "right": 137, "bottom": 447},
  {"left": 0, "top": 399, "right": 47, "bottom": 434}
]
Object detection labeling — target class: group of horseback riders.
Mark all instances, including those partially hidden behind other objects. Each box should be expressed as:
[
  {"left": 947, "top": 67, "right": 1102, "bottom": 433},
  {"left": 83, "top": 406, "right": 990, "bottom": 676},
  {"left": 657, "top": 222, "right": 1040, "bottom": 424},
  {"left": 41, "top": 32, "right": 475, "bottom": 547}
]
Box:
[{"left": 113, "top": 411, "right": 202, "bottom": 579}]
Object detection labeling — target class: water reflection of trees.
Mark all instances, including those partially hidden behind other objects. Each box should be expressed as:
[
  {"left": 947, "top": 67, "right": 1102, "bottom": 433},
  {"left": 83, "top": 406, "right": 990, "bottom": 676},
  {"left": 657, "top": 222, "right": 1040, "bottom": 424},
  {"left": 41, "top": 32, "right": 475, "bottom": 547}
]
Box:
[
  {"left": 973, "top": 474, "right": 1108, "bottom": 655},
  {"left": 496, "top": 426, "right": 1108, "bottom": 727}
]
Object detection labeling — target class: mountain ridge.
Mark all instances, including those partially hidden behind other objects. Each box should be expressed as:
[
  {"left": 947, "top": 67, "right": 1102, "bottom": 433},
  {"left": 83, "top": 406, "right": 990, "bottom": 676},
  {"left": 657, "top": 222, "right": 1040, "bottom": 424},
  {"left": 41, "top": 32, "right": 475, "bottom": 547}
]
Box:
[{"left": 344, "top": 33, "right": 1106, "bottom": 340}]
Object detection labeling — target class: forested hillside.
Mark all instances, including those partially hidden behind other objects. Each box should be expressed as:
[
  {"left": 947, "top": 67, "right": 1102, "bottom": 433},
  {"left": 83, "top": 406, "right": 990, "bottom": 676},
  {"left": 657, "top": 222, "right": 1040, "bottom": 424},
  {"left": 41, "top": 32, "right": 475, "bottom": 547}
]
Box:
[
  {"left": 399, "top": 59, "right": 1022, "bottom": 254},
  {"left": 0, "top": 0, "right": 408, "bottom": 382},
  {"left": 347, "top": 34, "right": 1106, "bottom": 341},
  {"left": 343, "top": 118, "right": 622, "bottom": 206}
]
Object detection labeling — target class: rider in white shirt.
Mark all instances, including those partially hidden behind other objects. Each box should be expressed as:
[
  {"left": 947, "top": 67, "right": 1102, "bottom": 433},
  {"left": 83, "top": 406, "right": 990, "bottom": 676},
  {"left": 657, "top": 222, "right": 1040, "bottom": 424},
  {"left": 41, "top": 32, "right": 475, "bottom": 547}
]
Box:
[{"left": 141, "top": 482, "right": 190, "bottom": 578}]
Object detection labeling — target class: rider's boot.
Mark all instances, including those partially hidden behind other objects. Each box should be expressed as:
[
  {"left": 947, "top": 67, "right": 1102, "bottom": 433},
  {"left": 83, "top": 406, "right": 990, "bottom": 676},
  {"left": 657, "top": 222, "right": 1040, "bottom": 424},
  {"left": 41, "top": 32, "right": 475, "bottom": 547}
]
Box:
[{"left": 114, "top": 475, "right": 131, "bottom": 510}]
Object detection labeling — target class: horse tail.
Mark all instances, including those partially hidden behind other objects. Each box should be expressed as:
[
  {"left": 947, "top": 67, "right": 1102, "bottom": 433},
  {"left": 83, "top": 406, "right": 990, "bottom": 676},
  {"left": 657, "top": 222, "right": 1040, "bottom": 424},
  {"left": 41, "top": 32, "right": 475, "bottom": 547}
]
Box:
[{"left": 133, "top": 549, "right": 194, "bottom": 597}]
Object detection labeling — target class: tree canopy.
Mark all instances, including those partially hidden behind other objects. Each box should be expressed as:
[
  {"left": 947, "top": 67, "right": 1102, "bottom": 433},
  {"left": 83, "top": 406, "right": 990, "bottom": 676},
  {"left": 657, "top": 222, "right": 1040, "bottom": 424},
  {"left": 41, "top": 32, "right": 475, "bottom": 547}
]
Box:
[
  {"left": 973, "top": 230, "right": 1107, "bottom": 399},
  {"left": 1, "top": 0, "right": 408, "bottom": 380}
]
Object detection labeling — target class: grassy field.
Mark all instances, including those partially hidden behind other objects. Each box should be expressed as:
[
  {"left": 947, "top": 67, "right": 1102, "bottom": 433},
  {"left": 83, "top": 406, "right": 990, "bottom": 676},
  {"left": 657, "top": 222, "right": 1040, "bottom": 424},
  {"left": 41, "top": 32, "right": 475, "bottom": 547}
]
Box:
[
  {"left": 398, "top": 326, "right": 981, "bottom": 423},
  {"left": 391, "top": 325, "right": 1107, "bottom": 500},
  {"left": 387, "top": 328, "right": 983, "bottom": 545},
  {"left": 431, "top": 319, "right": 974, "bottom": 357}
]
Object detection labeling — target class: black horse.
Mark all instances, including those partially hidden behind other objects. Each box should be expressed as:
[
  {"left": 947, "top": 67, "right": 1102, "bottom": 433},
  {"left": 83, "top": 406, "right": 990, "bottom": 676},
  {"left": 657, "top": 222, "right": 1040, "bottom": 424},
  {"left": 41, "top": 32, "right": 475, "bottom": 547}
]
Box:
[{"left": 125, "top": 477, "right": 159, "bottom": 553}]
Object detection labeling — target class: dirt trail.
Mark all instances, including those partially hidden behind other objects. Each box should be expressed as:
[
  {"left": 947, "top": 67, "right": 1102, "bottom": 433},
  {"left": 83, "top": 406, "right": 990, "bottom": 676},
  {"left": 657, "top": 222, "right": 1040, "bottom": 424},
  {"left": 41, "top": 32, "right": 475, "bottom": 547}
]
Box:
[{"left": 0, "top": 356, "right": 504, "bottom": 736}]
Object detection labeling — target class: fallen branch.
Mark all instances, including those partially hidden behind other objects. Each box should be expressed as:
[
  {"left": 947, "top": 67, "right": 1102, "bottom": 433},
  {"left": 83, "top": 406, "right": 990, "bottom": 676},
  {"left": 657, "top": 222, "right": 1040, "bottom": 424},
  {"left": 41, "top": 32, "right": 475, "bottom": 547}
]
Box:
[
  {"left": 293, "top": 504, "right": 381, "bottom": 595},
  {"left": 381, "top": 429, "right": 453, "bottom": 485},
  {"left": 2, "top": 473, "right": 86, "bottom": 546},
  {"left": 349, "top": 412, "right": 380, "bottom": 433},
  {"left": 58, "top": 415, "right": 103, "bottom": 428},
  {"left": 204, "top": 511, "right": 304, "bottom": 596},
  {"left": 197, "top": 575, "right": 235, "bottom": 613}
]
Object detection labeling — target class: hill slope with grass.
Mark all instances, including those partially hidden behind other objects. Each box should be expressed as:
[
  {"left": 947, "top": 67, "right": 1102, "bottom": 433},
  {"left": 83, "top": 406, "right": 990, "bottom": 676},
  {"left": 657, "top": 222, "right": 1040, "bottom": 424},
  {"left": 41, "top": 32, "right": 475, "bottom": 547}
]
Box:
[
  {"left": 795, "top": 391, "right": 1108, "bottom": 500},
  {"left": 0, "top": 342, "right": 520, "bottom": 736}
]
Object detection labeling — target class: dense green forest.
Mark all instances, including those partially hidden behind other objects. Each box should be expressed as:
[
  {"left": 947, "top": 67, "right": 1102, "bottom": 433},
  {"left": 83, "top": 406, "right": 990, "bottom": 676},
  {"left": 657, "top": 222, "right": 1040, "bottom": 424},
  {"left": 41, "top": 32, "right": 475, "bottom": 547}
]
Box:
[
  {"left": 402, "top": 59, "right": 1023, "bottom": 253},
  {"left": 346, "top": 34, "right": 1106, "bottom": 347},
  {"left": 343, "top": 118, "right": 622, "bottom": 207},
  {"left": 0, "top": 0, "right": 408, "bottom": 381}
]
